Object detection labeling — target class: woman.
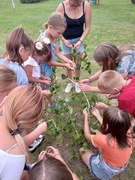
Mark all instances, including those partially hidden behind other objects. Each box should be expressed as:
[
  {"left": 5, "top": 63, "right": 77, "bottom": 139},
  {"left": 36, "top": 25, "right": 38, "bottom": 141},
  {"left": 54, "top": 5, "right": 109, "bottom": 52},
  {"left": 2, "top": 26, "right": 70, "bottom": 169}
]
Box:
[{"left": 56, "top": 0, "right": 92, "bottom": 93}]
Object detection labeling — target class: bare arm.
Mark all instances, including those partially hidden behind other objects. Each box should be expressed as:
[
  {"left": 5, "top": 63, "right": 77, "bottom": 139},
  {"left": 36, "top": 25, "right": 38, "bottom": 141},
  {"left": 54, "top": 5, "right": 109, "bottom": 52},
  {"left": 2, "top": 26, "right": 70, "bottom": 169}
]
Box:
[
  {"left": 81, "top": 70, "right": 102, "bottom": 84},
  {"left": 24, "top": 65, "right": 51, "bottom": 85}
]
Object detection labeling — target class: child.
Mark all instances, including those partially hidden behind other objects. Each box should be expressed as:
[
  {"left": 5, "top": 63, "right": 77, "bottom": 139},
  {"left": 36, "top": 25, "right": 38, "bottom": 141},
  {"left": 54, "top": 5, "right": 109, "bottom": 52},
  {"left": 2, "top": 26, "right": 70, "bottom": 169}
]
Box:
[
  {"left": 0, "top": 26, "right": 33, "bottom": 86},
  {"left": 37, "top": 13, "right": 76, "bottom": 91},
  {"left": 96, "top": 70, "right": 135, "bottom": 120},
  {"left": 0, "top": 64, "right": 47, "bottom": 153},
  {"left": 29, "top": 146, "right": 78, "bottom": 180},
  {"left": 80, "top": 106, "right": 134, "bottom": 180},
  {"left": 23, "top": 40, "right": 55, "bottom": 108},
  {"left": 0, "top": 85, "right": 46, "bottom": 180},
  {"left": 80, "top": 42, "right": 135, "bottom": 93}
]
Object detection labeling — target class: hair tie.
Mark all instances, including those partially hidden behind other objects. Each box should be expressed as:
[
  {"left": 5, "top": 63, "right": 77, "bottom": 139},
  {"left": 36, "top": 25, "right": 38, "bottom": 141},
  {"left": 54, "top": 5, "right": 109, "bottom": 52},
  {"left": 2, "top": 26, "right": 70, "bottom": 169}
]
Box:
[{"left": 10, "top": 129, "right": 20, "bottom": 136}]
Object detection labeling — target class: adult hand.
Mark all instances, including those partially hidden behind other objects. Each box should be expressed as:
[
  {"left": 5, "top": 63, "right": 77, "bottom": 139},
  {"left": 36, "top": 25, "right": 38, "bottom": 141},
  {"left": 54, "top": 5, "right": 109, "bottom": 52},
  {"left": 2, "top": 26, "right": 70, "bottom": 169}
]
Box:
[
  {"left": 64, "top": 39, "right": 72, "bottom": 48},
  {"left": 74, "top": 40, "right": 81, "bottom": 50},
  {"left": 95, "top": 102, "right": 108, "bottom": 109}
]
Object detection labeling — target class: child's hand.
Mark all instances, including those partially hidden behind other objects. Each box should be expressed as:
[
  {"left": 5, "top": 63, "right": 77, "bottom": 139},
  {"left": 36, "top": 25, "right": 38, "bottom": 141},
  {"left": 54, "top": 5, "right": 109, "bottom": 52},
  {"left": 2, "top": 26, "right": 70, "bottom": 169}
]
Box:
[
  {"left": 38, "top": 151, "right": 47, "bottom": 161},
  {"left": 46, "top": 146, "right": 60, "bottom": 158},
  {"left": 107, "top": 93, "right": 120, "bottom": 100},
  {"left": 91, "top": 107, "right": 100, "bottom": 117},
  {"left": 41, "top": 90, "right": 51, "bottom": 97},
  {"left": 81, "top": 78, "right": 90, "bottom": 84},
  {"left": 67, "top": 60, "right": 76, "bottom": 67},
  {"left": 80, "top": 83, "right": 91, "bottom": 92},
  {"left": 64, "top": 63, "right": 75, "bottom": 70},
  {"left": 83, "top": 108, "right": 88, "bottom": 117},
  {"left": 95, "top": 102, "right": 108, "bottom": 109},
  {"left": 43, "top": 76, "right": 51, "bottom": 81},
  {"left": 42, "top": 79, "right": 51, "bottom": 86},
  {"left": 37, "top": 122, "right": 47, "bottom": 134}
]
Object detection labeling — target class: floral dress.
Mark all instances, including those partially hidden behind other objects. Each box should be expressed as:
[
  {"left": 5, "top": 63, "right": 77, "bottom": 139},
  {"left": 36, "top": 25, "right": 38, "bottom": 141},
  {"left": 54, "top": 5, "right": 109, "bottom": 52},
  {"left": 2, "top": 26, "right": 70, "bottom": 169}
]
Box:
[{"left": 38, "top": 31, "right": 58, "bottom": 89}]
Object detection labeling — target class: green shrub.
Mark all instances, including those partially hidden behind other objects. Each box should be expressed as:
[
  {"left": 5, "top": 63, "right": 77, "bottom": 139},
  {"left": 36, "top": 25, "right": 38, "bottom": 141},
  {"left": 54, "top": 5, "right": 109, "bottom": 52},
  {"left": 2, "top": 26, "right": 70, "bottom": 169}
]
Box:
[{"left": 20, "top": 0, "right": 40, "bottom": 3}]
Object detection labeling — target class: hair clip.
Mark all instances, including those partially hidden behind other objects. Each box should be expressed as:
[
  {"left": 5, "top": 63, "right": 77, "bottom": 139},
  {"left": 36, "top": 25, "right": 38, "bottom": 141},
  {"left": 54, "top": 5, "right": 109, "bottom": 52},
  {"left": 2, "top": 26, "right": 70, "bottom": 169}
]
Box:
[
  {"left": 35, "top": 42, "right": 43, "bottom": 50},
  {"left": 10, "top": 129, "right": 20, "bottom": 136},
  {"left": 43, "top": 38, "right": 50, "bottom": 45}
]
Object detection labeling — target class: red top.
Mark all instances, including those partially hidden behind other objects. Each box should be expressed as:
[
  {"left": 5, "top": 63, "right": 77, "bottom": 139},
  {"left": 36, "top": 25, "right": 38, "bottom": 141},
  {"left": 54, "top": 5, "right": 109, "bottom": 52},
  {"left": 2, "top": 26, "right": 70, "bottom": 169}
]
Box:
[{"left": 118, "top": 76, "right": 135, "bottom": 118}]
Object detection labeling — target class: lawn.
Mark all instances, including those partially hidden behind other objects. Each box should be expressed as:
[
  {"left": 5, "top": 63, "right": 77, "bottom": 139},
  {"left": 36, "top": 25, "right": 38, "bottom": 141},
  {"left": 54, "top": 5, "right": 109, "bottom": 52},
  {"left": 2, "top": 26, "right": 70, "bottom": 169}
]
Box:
[{"left": 0, "top": 0, "right": 135, "bottom": 179}]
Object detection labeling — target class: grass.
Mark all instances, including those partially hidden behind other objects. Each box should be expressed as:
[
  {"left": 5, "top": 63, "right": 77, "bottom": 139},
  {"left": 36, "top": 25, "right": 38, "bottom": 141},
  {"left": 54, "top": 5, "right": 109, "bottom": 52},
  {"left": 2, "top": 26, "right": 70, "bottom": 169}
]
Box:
[{"left": 0, "top": 0, "right": 135, "bottom": 179}]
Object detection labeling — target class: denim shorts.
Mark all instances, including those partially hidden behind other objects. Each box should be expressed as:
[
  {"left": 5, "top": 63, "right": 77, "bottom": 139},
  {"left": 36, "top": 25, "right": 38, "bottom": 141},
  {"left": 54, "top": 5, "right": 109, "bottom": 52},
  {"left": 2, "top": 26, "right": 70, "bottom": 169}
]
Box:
[
  {"left": 60, "top": 37, "right": 84, "bottom": 54},
  {"left": 89, "top": 152, "right": 128, "bottom": 180}
]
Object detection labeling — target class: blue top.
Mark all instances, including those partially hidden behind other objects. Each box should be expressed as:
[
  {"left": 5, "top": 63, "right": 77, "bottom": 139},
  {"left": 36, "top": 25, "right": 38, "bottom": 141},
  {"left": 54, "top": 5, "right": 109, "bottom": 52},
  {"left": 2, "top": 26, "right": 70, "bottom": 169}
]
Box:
[
  {"left": 116, "top": 50, "right": 135, "bottom": 75},
  {"left": 62, "top": 0, "right": 85, "bottom": 39},
  {"left": 0, "top": 58, "right": 28, "bottom": 86},
  {"left": 38, "top": 32, "right": 58, "bottom": 78}
]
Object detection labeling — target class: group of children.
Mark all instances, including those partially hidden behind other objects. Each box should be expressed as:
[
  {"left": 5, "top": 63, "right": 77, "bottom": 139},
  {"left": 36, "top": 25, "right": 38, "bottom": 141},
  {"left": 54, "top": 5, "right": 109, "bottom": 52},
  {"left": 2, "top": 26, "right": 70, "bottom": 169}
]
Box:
[{"left": 0, "top": 7, "right": 135, "bottom": 180}]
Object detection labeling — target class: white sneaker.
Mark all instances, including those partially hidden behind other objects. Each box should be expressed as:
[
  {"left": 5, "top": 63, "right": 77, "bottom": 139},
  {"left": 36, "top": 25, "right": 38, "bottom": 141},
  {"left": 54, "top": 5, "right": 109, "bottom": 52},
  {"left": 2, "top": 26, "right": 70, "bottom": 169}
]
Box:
[
  {"left": 75, "top": 83, "right": 81, "bottom": 93},
  {"left": 28, "top": 135, "right": 44, "bottom": 153},
  {"left": 65, "top": 83, "right": 73, "bottom": 93}
]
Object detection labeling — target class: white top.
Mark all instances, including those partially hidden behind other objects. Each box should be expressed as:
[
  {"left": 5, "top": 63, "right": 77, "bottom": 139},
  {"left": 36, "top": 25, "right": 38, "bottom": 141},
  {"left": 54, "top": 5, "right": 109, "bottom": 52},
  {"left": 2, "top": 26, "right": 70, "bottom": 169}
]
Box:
[
  {"left": 0, "top": 147, "right": 25, "bottom": 180},
  {"left": 23, "top": 56, "right": 40, "bottom": 78}
]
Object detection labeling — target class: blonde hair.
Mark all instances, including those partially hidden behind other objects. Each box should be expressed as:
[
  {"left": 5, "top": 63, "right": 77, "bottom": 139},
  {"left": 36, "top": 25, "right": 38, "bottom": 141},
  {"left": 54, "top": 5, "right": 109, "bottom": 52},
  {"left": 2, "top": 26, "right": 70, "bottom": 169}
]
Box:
[
  {"left": 2, "top": 85, "right": 45, "bottom": 162},
  {"left": 45, "top": 12, "right": 67, "bottom": 29},
  {"left": 0, "top": 64, "right": 17, "bottom": 93},
  {"left": 98, "top": 70, "right": 124, "bottom": 92}
]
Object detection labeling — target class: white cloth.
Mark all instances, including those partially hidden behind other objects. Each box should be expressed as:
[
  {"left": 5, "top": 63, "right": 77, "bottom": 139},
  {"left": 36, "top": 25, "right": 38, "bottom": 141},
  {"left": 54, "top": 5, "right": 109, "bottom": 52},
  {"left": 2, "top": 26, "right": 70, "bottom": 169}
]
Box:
[
  {"left": 0, "top": 149, "right": 25, "bottom": 180},
  {"left": 23, "top": 56, "right": 40, "bottom": 78}
]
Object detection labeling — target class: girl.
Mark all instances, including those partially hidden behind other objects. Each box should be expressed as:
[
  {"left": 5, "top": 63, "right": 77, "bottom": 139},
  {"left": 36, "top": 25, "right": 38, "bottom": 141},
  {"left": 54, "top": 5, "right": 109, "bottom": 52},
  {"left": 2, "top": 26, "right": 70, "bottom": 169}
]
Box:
[
  {"left": 38, "top": 12, "right": 75, "bottom": 91},
  {"left": 56, "top": 0, "right": 92, "bottom": 93},
  {"left": 0, "top": 85, "right": 45, "bottom": 180},
  {"left": 0, "top": 26, "right": 33, "bottom": 86},
  {"left": 29, "top": 146, "right": 78, "bottom": 180},
  {"left": 23, "top": 40, "right": 55, "bottom": 107},
  {"left": 80, "top": 106, "right": 134, "bottom": 180},
  {"left": 80, "top": 42, "right": 135, "bottom": 93}
]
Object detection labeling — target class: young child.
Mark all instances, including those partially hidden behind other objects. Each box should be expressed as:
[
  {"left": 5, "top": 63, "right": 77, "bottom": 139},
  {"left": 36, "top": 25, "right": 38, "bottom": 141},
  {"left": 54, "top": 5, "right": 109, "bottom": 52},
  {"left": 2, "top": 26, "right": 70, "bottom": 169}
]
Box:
[
  {"left": 29, "top": 146, "right": 78, "bottom": 180},
  {"left": 80, "top": 106, "right": 134, "bottom": 180},
  {"left": 0, "top": 64, "right": 47, "bottom": 153},
  {"left": 0, "top": 26, "right": 33, "bottom": 86},
  {"left": 37, "top": 12, "right": 76, "bottom": 91},
  {"left": 96, "top": 70, "right": 135, "bottom": 120},
  {"left": 23, "top": 40, "right": 56, "bottom": 108},
  {"left": 0, "top": 85, "right": 46, "bottom": 180},
  {"left": 80, "top": 42, "right": 135, "bottom": 93}
]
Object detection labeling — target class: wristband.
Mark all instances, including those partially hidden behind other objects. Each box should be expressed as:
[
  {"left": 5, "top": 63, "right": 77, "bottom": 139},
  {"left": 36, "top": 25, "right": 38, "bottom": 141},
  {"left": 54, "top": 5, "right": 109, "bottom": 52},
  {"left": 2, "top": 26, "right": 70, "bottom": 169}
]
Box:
[
  {"left": 89, "top": 78, "right": 91, "bottom": 83},
  {"left": 79, "top": 39, "right": 83, "bottom": 43}
]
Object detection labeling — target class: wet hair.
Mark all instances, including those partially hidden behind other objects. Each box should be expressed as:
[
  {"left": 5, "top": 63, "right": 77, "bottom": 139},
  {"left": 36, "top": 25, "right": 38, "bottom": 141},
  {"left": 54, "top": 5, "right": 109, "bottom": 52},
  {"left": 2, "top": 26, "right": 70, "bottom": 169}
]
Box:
[
  {"left": 34, "top": 41, "right": 52, "bottom": 62},
  {"left": 2, "top": 85, "right": 44, "bottom": 162},
  {"left": 29, "top": 156, "right": 73, "bottom": 180},
  {"left": 101, "top": 106, "right": 132, "bottom": 149},
  {"left": 98, "top": 70, "right": 124, "bottom": 93},
  {"left": 1, "top": 26, "right": 33, "bottom": 64},
  {"left": 93, "top": 42, "right": 135, "bottom": 72},
  {"left": 0, "top": 64, "right": 17, "bottom": 93},
  {"left": 44, "top": 12, "right": 67, "bottom": 30}
]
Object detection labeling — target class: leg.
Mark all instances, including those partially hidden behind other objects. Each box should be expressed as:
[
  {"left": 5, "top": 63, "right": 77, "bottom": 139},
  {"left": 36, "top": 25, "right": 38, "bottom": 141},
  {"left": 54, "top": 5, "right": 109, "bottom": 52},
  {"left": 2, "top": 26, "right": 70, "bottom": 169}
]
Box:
[
  {"left": 75, "top": 52, "right": 83, "bottom": 82},
  {"left": 79, "top": 147, "right": 94, "bottom": 169}
]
